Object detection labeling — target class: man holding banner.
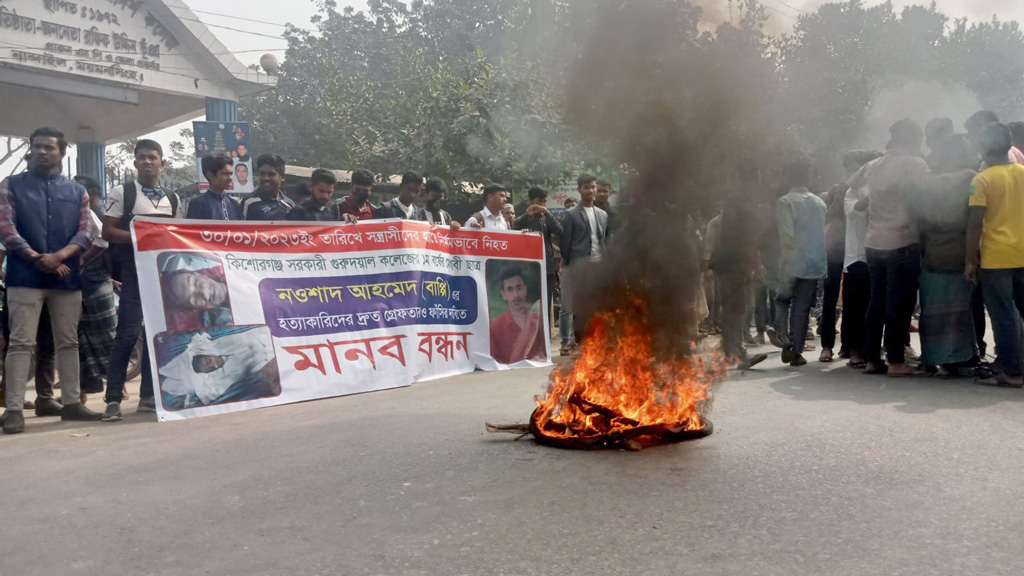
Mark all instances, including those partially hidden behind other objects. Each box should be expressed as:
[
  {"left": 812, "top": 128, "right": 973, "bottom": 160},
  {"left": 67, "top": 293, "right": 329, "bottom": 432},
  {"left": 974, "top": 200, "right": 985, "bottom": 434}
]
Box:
[{"left": 102, "top": 140, "right": 182, "bottom": 422}]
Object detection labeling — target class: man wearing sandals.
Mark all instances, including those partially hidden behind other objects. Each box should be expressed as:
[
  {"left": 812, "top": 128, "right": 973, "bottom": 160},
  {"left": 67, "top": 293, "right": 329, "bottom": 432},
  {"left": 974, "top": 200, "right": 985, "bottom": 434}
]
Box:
[{"left": 967, "top": 122, "right": 1024, "bottom": 388}]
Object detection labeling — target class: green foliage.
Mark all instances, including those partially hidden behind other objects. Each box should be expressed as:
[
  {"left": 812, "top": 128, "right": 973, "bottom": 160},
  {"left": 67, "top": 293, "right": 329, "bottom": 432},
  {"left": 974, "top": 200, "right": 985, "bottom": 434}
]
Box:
[{"left": 241, "top": 0, "right": 1024, "bottom": 194}]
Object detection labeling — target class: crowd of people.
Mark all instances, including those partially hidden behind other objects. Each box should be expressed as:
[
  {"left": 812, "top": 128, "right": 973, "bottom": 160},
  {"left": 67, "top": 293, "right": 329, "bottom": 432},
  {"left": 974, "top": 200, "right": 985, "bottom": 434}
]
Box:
[
  {"left": 705, "top": 111, "right": 1024, "bottom": 388},
  {"left": 9, "top": 108, "right": 1021, "bottom": 435},
  {"left": 0, "top": 128, "right": 617, "bottom": 434}
]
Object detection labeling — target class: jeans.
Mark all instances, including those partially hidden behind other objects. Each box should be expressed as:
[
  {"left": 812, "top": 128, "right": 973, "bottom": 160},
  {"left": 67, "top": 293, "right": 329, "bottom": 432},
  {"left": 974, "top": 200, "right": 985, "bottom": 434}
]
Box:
[
  {"left": 719, "top": 271, "right": 751, "bottom": 359},
  {"left": 104, "top": 263, "right": 153, "bottom": 404},
  {"left": 774, "top": 277, "right": 818, "bottom": 356},
  {"left": 980, "top": 268, "right": 1024, "bottom": 376},
  {"left": 866, "top": 244, "right": 921, "bottom": 365},
  {"left": 821, "top": 260, "right": 844, "bottom": 350},
  {"left": 841, "top": 262, "right": 870, "bottom": 358},
  {"left": 5, "top": 288, "right": 82, "bottom": 411}
]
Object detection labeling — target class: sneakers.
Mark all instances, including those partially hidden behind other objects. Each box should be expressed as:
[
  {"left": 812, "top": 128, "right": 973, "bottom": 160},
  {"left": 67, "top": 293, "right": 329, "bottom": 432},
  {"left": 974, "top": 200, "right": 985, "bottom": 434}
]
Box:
[
  {"left": 101, "top": 402, "right": 123, "bottom": 422},
  {"left": 137, "top": 397, "right": 157, "bottom": 413},
  {"left": 61, "top": 402, "right": 103, "bottom": 421},
  {"left": 790, "top": 354, "right": 808, "bottom": 367},
  {"left": 2, "top": 410, "right": 25, "bottom": 434},
  {"left": 766, "top": 327, "right": 783, "bottom": 348}
]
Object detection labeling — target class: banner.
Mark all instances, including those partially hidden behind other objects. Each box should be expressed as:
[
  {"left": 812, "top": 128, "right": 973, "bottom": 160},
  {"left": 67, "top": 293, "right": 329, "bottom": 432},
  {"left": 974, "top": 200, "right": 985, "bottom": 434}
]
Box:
[
  {"left": 192, "top": 121, "right": 254, "bottom": 197},
  {"left": 131, "top": 218, "right": 551, "bottom": 421}
]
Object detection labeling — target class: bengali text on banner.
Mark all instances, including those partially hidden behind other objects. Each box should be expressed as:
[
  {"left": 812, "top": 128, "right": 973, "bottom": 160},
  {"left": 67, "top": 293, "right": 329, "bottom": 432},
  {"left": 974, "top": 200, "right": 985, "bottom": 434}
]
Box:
[{"left": 131, "top": 218, "right": 551, "bottom": 421}]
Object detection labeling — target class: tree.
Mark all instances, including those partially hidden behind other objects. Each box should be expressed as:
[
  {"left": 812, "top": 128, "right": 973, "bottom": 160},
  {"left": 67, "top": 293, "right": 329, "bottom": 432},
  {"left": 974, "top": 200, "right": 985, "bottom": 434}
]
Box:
[{"left": 242, "top": 0, "right": 1024, "bottom": 194}]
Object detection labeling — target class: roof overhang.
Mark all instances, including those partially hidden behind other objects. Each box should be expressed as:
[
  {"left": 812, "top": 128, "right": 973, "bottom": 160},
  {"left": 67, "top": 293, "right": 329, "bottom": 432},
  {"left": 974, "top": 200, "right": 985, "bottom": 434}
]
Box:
[{"left": 0, "top": 0, "right": 276, "bottom": 143}]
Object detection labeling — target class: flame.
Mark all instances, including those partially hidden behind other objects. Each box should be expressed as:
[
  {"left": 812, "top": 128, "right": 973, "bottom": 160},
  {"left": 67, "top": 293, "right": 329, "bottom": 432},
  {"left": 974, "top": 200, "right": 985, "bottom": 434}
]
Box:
[{"left": 533, "top": 300, "right": 727, "bottom": 442}]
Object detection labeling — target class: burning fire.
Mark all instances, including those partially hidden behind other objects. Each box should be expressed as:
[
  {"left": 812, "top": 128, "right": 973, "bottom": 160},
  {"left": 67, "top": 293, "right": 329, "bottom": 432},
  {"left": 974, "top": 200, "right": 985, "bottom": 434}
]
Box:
[{"left": 531, "top": 300, "right": 727, "bottom": 449}]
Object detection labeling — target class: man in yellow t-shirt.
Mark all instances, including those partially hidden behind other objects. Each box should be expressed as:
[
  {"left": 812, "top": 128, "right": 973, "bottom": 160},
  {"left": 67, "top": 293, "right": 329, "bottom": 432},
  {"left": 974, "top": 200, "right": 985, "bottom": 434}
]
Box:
[{"left": 967, "top": 122, "right": 1024, "bottom": 388}]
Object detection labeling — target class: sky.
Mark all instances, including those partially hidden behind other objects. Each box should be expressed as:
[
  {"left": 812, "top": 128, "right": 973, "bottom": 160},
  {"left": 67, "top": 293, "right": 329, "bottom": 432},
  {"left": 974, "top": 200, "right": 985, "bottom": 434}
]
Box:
[{"left": 6, "top": 0, "right": 1024, "bottom": 173}]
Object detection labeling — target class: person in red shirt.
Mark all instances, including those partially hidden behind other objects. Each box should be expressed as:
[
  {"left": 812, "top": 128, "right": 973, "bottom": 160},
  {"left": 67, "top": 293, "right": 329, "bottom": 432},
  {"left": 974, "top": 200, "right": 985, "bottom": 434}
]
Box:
[
  {"left": 339, "top": 168, "right": 383, "bottom": 222},
  {"left": 490, "top": 266, "right": 547, "bottom": 364}
]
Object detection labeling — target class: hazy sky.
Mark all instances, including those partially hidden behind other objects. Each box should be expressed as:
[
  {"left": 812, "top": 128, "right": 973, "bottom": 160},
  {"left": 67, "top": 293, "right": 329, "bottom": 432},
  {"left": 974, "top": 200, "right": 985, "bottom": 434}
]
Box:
[{"left": 10, "top": 0, "right": 1023, "bottom": 172}]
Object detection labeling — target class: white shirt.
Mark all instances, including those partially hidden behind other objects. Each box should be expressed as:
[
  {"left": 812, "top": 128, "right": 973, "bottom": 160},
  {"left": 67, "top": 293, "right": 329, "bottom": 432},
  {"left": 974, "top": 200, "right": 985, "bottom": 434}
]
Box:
[
  {"left": 104, "top": 181, "right": 178, "bottom": 219},
  {"left": 843, "top": 184, "right": 868, "bottom": 271},
  {"left": 584, "top": 206, "right": 601, "bottom": 259},
  {"left": 395, "top": 199, "right": 415, "bottom": 219},
  {"left": 465, "top": 207, "right": 509, "bottom": 230}
]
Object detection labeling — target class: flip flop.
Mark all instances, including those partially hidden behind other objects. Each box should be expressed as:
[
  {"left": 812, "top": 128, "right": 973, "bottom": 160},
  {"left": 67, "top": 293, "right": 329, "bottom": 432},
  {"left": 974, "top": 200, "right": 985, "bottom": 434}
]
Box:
[
  {"left": 863, "top": 363, "right": 888, "bottom": 375},
  {"left": 977, "top": 375, "right": 1024, "bottom": 389},
  {"left": 819, "top": 349, "right": 834, "bottom": 363}
]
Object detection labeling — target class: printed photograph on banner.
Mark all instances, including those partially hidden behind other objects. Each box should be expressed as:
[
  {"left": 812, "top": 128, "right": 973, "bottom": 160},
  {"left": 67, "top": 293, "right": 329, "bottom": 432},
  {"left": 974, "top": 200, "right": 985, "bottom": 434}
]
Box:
[
  {"left": 486, "top": 260, "right": 548, "bottom": 365},
  {"left": 158, "top": 252, "right": 234, "bottom": 332},
  {"left": 154, "top": 325, "right": 281, "bottom": 411},
  {"left": 233, "top": 159, "right": 254, "bottom": 194}
]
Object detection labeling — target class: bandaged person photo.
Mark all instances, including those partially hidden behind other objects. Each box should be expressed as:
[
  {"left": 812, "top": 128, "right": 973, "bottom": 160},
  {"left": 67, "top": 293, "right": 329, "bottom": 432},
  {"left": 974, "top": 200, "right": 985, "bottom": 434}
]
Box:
[{"left": 154, "top": 325, "right": 281, "bottom": 410}]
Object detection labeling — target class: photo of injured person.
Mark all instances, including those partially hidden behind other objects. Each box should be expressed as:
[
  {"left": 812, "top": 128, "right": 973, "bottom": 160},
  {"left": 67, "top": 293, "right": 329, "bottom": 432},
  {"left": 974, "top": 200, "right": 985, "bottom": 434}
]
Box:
[
  {"left": 155, "top": 325, "right": 281, "bottom": 410},
  {"left": 158, "top": 252, "right": 234, "bottom": 332}
]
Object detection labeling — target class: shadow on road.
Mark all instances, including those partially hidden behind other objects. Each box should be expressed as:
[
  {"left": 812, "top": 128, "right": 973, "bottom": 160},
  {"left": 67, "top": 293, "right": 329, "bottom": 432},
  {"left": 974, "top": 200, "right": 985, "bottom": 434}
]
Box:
[{"left": 740, "top": 357, "right": 1024, "bottom": 415}]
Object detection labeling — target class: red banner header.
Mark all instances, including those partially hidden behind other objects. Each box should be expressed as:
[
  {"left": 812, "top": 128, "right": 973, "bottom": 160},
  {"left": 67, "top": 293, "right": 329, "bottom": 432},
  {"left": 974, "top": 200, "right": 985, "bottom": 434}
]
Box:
[{"left": 133, "top": 219, "right": 544, "bottom": 260}]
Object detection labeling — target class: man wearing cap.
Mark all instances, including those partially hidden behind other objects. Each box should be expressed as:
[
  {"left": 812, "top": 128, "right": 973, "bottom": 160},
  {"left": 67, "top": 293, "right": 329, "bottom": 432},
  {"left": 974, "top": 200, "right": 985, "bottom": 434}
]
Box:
[{"left": 513, "top": 187, "right": 563, "bottom": 316}]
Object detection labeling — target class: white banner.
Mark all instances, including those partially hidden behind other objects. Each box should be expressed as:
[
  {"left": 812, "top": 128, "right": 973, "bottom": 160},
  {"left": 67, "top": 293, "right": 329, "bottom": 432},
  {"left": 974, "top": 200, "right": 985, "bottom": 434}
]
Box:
[{"left": 131, "top": 218, "right": 551, "bottom": 421}]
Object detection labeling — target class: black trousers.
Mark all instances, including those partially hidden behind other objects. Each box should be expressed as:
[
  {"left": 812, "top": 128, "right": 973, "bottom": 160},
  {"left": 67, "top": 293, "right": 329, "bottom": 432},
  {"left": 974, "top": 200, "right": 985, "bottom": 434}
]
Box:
[
  {"left": 841, "top": 262, "right": 870, "bottom": 358},
  {"left": 821, "top": 259, "right": 844, "bottom": 350},
  {"left": 719, "top": 272, "right": 751, "bottom": 359},
  {"left": 866, "top": 245, "right": 921, "bottom": 365}
]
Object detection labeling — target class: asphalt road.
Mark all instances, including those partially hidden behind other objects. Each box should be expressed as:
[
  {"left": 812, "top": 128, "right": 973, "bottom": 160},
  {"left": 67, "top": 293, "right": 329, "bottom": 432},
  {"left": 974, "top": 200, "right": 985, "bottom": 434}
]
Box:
[{"left": 2, "top": 346, "right": 1024, "bottom": 576}]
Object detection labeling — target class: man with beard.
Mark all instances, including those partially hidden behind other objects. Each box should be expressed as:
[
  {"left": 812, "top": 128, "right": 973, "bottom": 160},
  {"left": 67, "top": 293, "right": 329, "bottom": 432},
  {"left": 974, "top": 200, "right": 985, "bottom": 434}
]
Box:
[
  {"left": 0, "top": 127, "right": 104, "bottom": 432},
  {"left": 490, "top": 266, "right": 547, "bottom": 364},
  {"left": 416, "top": 177, "right": 461, "bottom": 230},
  {"left": 288, "top": 169, "right": 340, "bottom": 222},
  {"left": 558, "top": 173, "right": 608, "bottom": 355},
  {"left": 340, "top": 169, "right": 386, "bottom": 221}
]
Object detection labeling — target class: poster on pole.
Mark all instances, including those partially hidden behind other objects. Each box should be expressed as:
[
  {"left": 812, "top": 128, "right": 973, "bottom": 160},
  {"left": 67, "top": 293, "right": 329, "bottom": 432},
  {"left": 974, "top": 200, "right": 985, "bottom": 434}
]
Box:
[
  {"left": 131, "top": 218, "right": 551, "bottom": 421},
  {"left": 192, "top": 121, "right": 254, "bottom": 197}
]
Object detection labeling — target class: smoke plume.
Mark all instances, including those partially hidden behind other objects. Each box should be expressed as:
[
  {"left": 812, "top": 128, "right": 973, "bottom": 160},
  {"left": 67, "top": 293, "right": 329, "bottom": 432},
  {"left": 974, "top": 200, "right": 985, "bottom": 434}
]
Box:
[{"left": 563, "top": 2, "right": 791, "bottom": 358}]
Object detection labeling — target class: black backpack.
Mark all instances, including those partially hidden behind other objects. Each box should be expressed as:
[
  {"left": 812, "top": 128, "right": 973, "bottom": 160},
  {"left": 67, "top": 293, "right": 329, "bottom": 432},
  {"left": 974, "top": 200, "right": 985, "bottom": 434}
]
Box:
[{"left": 109, "top": 181, "right": 179, "bottom": 276}]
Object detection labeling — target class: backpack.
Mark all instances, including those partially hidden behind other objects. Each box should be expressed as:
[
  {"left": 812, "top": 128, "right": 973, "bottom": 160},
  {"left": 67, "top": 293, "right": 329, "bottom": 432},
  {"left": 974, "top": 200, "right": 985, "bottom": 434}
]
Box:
[{"left": 110, "top": 181, "right": 180, "bottom": 275}]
